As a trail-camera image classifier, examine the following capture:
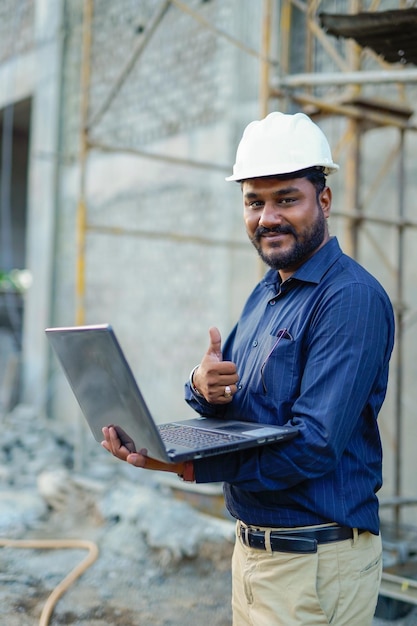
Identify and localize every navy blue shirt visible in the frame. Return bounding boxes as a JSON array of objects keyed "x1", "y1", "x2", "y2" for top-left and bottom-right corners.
[{"x1": 185, "y1": 238, "x2": 395, "y2": 533}]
